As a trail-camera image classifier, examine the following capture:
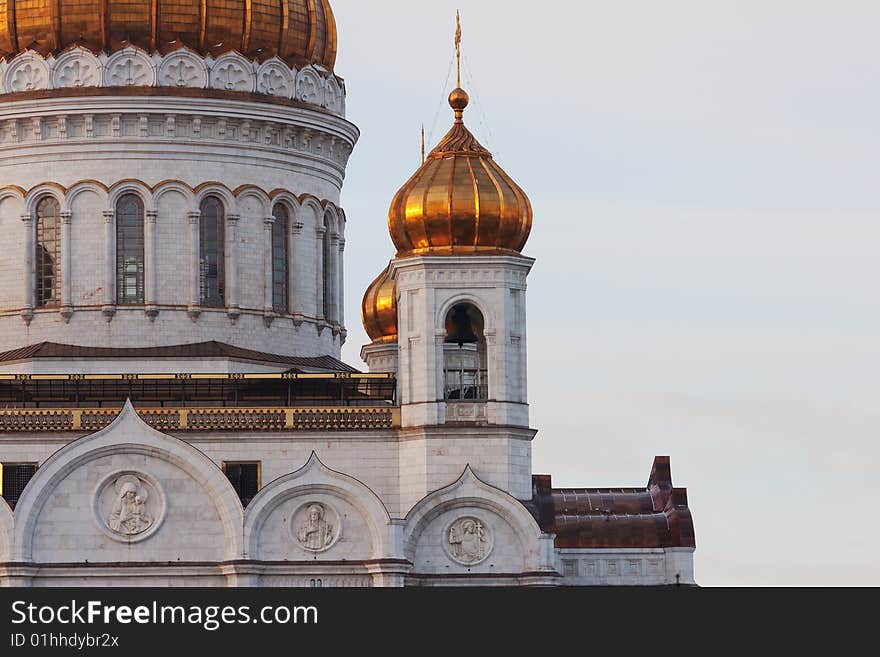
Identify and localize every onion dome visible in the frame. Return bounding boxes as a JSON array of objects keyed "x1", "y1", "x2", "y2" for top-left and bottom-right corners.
[
  {"x1": 388, "y1": 87, "x2": 533, "y2": 257},
  {"x1": 0, "y1": 0, "x2": 337, "y2": 69},
  {"x1": 361, "y1": 268, "x2": 397, "y2": 343}
]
